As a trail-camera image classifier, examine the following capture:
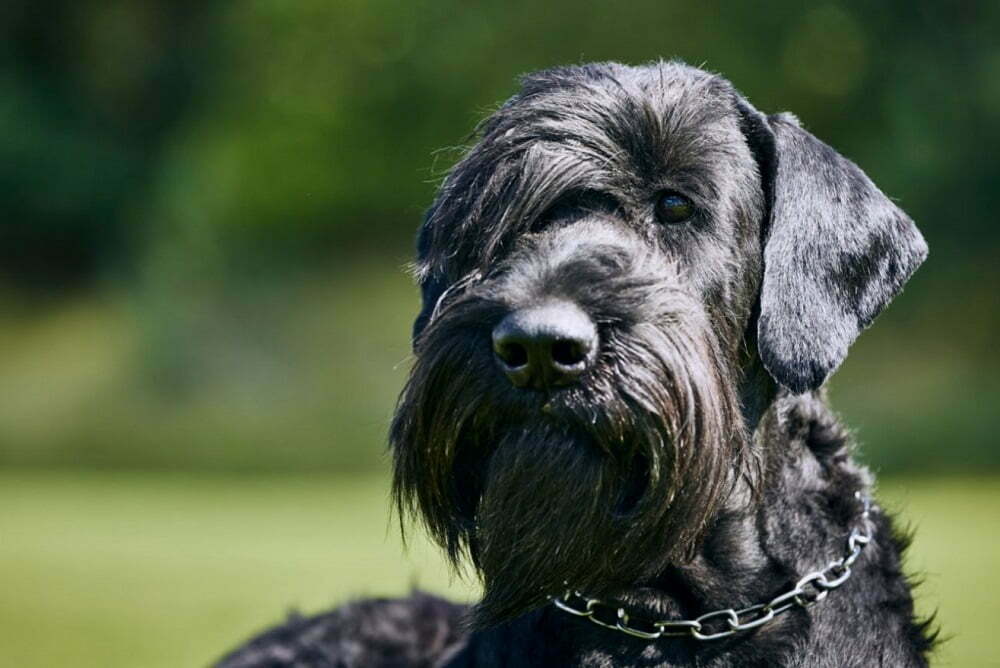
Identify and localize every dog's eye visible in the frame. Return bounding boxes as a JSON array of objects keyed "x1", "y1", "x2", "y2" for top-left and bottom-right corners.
[{"x1": 655, "y1": 192, "x2": 694, "y2": 224}]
